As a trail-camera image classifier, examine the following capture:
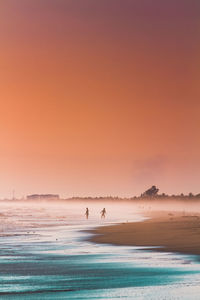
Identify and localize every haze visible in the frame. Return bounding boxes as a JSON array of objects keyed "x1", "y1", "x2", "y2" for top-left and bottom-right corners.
[{"x1": 0, "y1": 0, "x2": 200, "y2": 198}]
